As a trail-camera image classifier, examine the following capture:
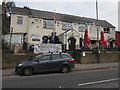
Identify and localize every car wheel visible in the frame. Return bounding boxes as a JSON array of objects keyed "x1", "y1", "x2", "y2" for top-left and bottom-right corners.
[
  {"x1": 61, "y1": 65, "x2": 69, "y2": 73},
  {"x1": 23, "y1": 67, "x2": 33, "y2": 76}
]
